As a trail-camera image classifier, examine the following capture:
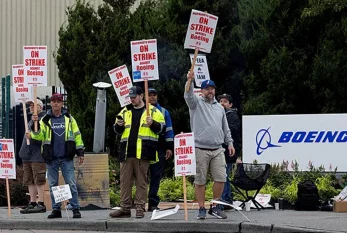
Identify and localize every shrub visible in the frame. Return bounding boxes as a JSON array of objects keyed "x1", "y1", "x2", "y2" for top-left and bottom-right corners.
[
  {"x1": 0, "y1": 166, "x2": 28, "y2": 206},
  {"x1": 158, "y1": 177, "x2": 196, "y2": 201},
  {"x1": 315, "y1": 175, "x2": 339, "y2": 202}
]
